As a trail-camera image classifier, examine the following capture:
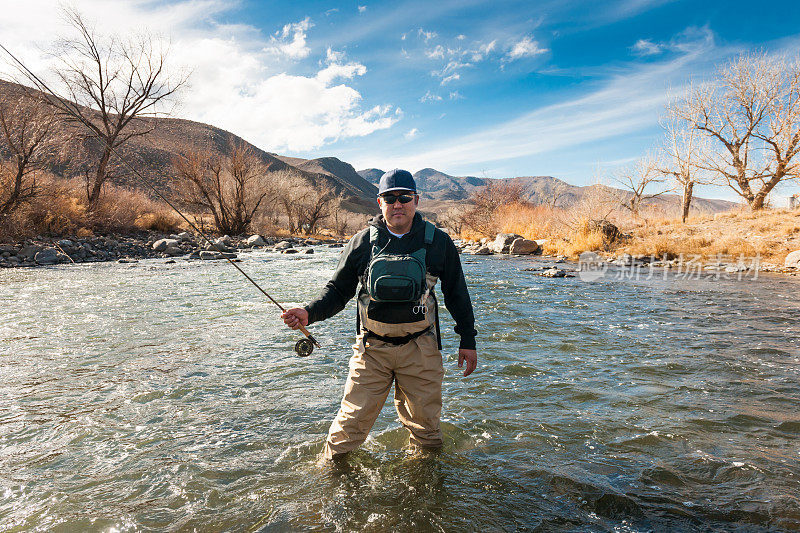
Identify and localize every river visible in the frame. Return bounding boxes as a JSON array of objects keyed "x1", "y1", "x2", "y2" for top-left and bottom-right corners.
[{"x1": 1, "y1": 247, "x2": 799, "y2": 531}]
